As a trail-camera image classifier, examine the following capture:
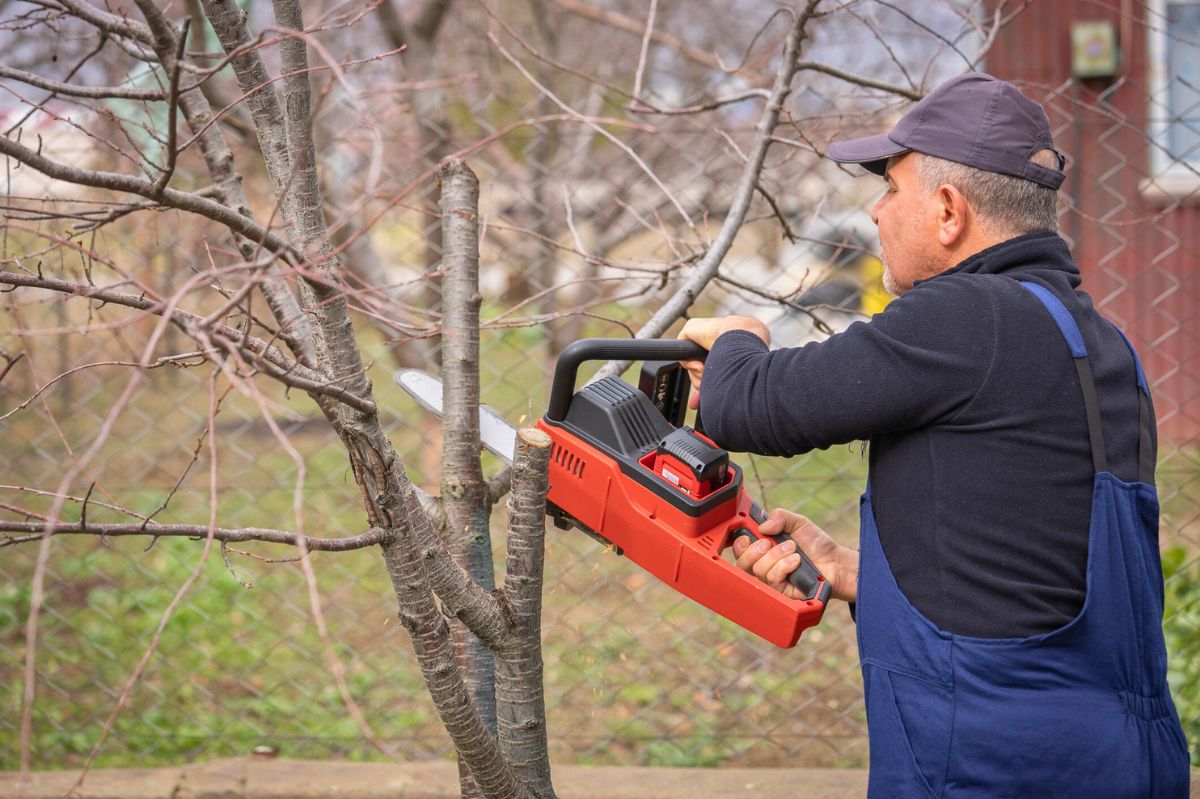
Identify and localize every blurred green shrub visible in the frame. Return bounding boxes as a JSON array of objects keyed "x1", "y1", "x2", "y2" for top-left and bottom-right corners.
[{"x1": 1163, "y1": 546, "x2": 1200, "y2": 766}]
